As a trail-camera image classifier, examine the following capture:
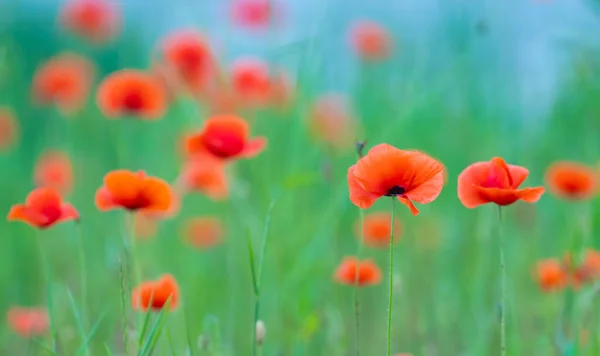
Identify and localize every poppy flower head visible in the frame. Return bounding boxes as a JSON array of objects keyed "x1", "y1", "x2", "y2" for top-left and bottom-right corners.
[
  {"x1": 0, "y1": 108, "x2": 18, "y2": 151},
  {"x1": 230, "y1": 0, "x2": 274, "y2": 29},
  {"x1": 7, "y1": 307, "x2": 49, "y2": 338},
  {"x1": 349, "y1": 20, "x2": 392, "y2": 61},
  {"x1": 545, "y1": 161, "x2": 596, "y2": 201},
  {"x1": 162, "y1": 31, "x2": 214, "y2": 91},
  {"x1": 8, "y1": 187, "x2": 79, "y2": 229},
  {"x1": 535, "y1": 259, "x2": 568, "y2": 292},
  {"x1": 59, "y1": 0, "x2": 120, "y2": 44},
  {"x1": 32, "y1": 53, "x2": 95, "y2": 115},
  {"x1": 34, "y1": 150, "x2": 74, "y2": 195},
  {"x1": 178, "y1": 155, "x2": 229, "y2": 200},
  {"x1": 355, "y1": 212, "x2": 402, "y2": 248},
  {"x1": 184, "y1": 216, "x2": 225, "y2": 249},
  {"x1": 230, "y1": 57, "x2": 271, "y2": 107},
  {"x1": 573, "y1": 249, "x2": 600, "y2": 285},
  {"x1": 95, "y1": 170, "x2": 173, "y2": 213},
  {"x1": 334, "y1": 257, "x2": 382, "y2": 286},
  {"x1": 458, "y1": 157, "x2": 545, "y2": 208},
  {"x1": 97, "y1": 70, "x2": 167, "y2": 120},
  {"x1": 348, "y1": 144, "x2": 445, "y2": 215},
  {"x1": 132, "y1": 274, "x2": 180, "y2": 312},
  {"x1": 309, "y1": 93, "x2": 357, "y2": 150},
  {"x1": 184, "y1": 115, "x2": 267, "y2": 160}
]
